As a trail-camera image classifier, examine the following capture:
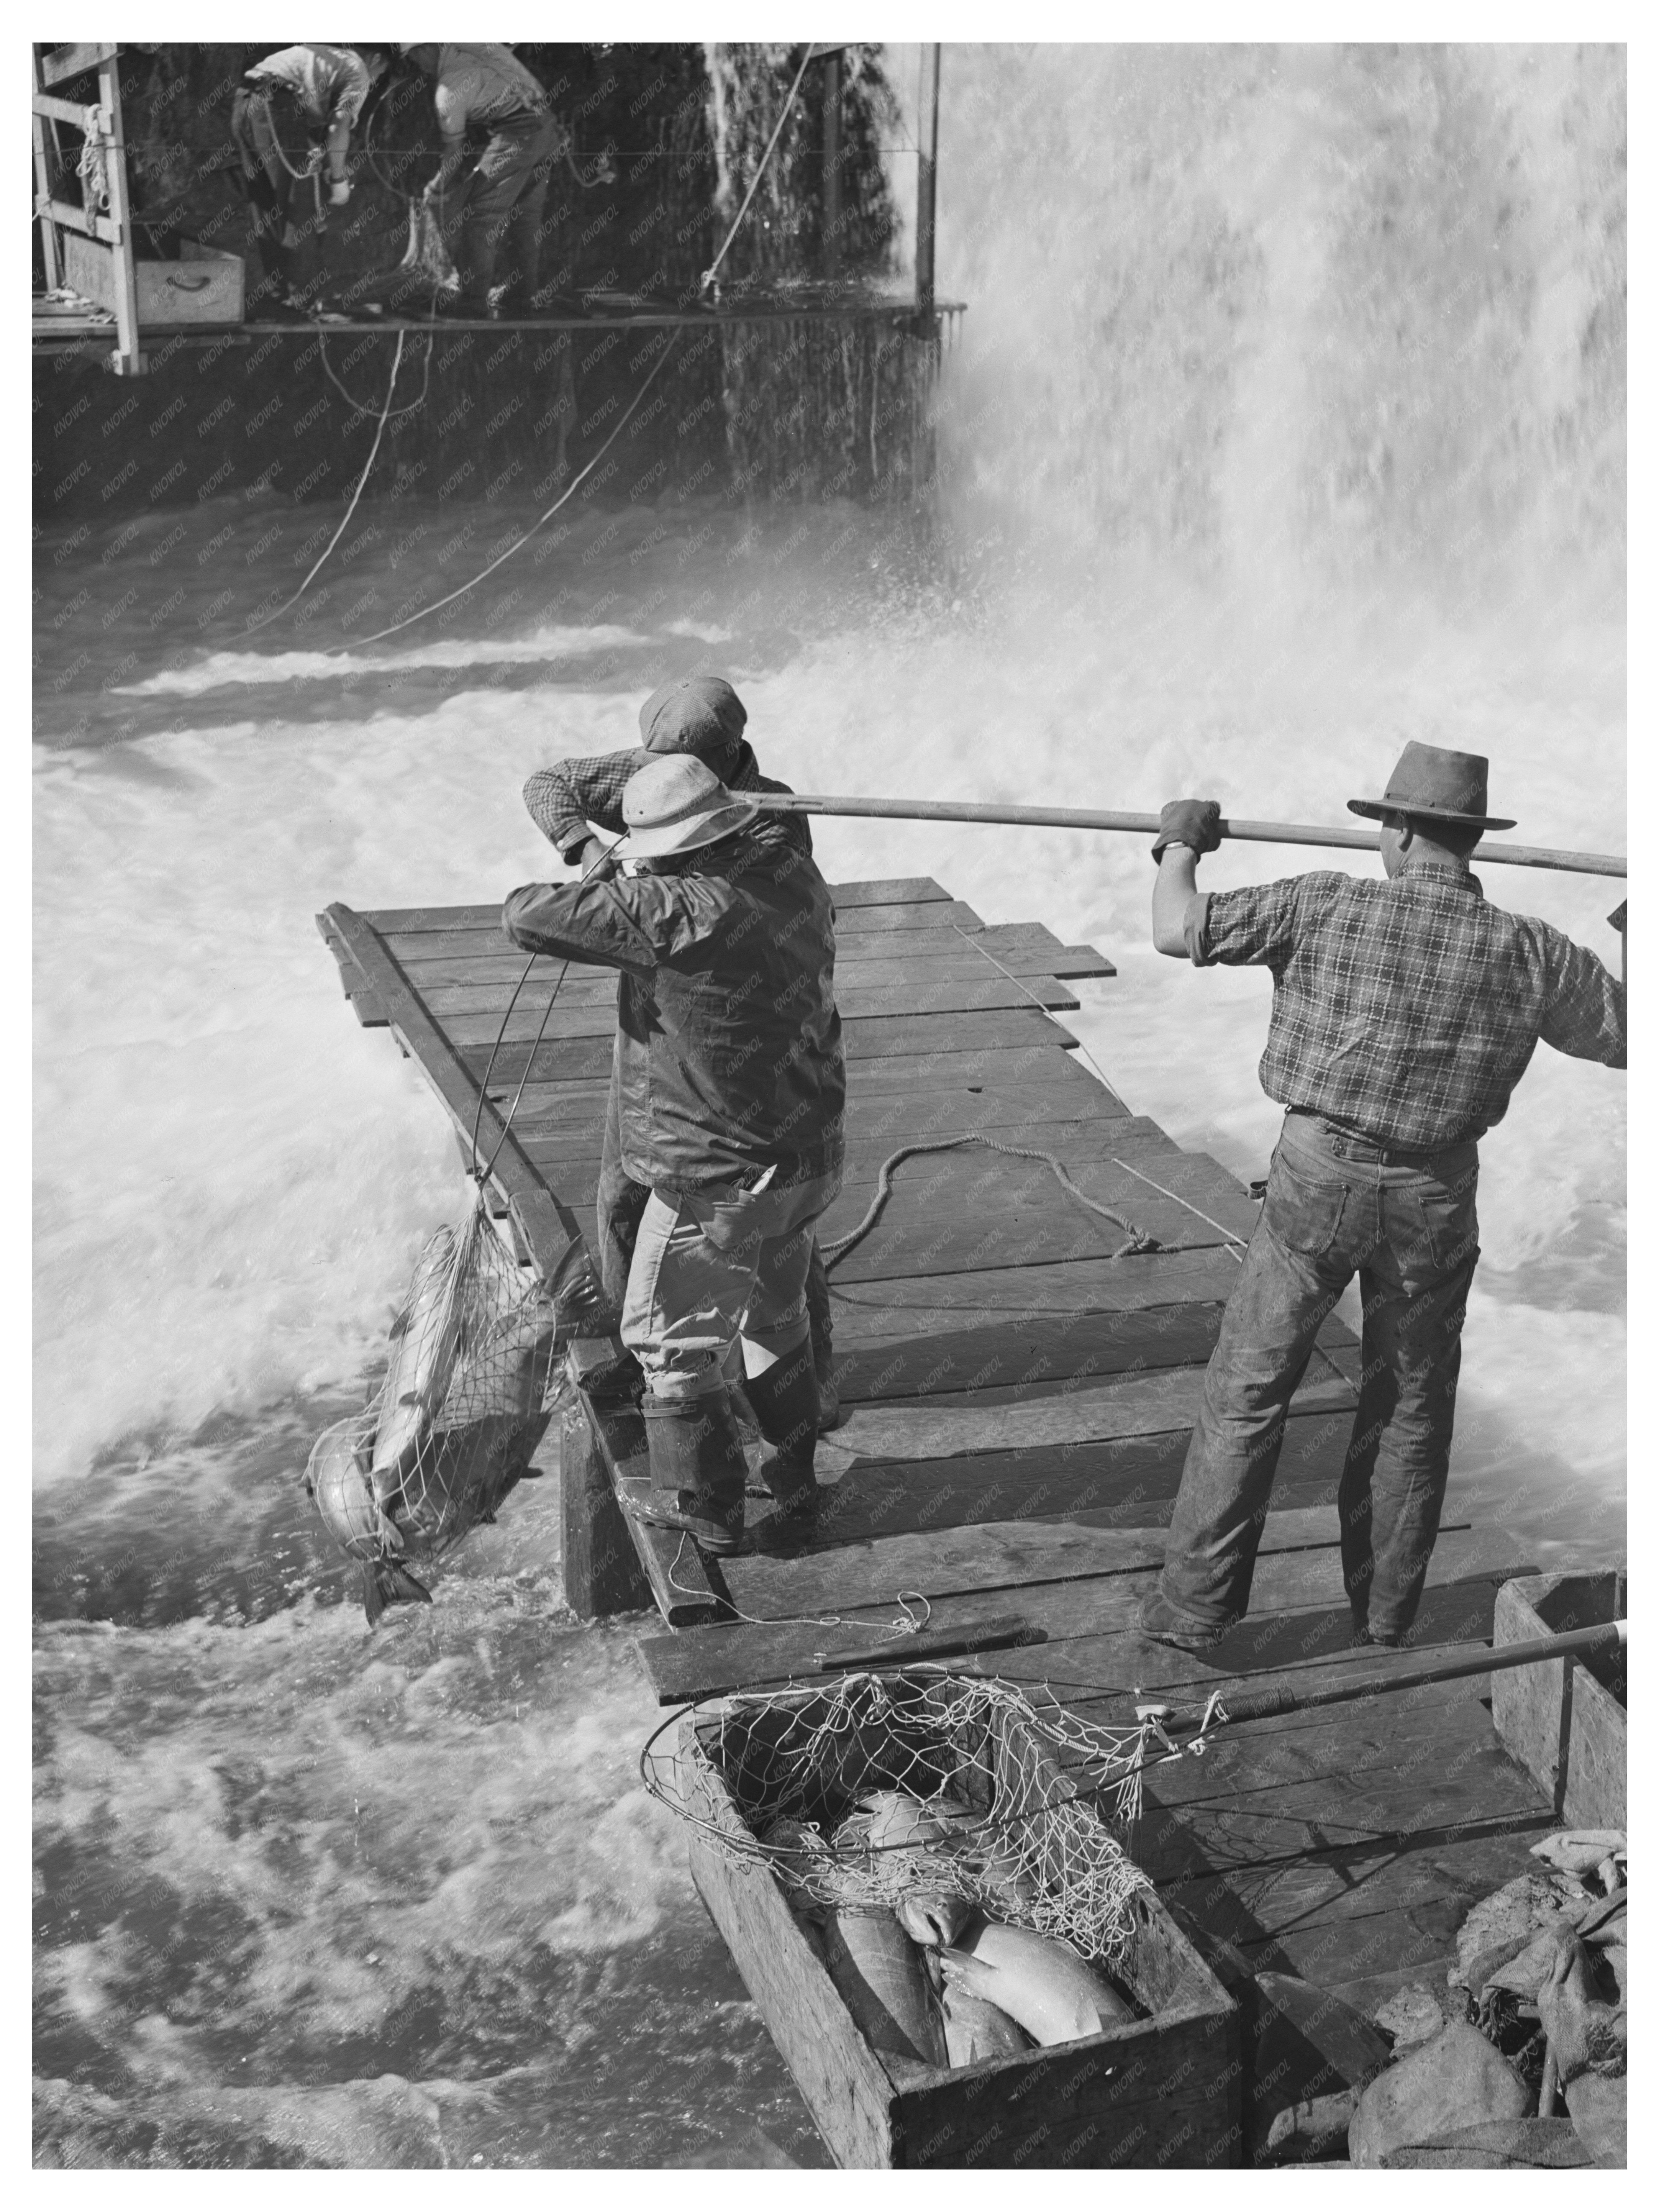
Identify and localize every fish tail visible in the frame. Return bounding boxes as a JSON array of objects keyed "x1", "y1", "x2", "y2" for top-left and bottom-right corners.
[{"x1": 361, "y1": 1559, "x2": 433, "y2": 1626}]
